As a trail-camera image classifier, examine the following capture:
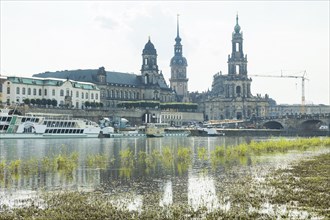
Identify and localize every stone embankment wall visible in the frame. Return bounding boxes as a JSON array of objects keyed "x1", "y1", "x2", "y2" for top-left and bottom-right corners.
[{"x1": 18, "y1": 106, "x2": 204, "y2": 126}]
